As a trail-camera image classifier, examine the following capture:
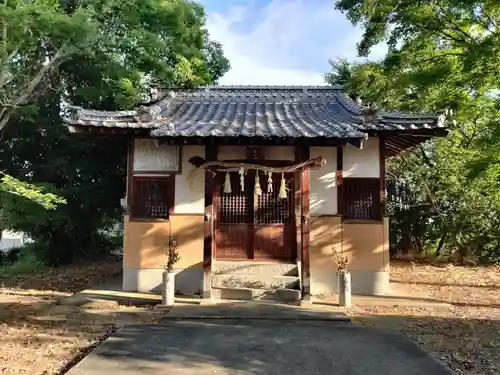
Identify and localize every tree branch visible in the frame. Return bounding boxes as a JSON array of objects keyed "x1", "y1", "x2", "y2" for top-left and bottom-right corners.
[
  {"x1": 419, "y1": 145, "x2": 435, "y2": 167},
  {"x1": 413, "y1": 22, "x2": 468, "y2": 45},
  {"x1": 413, "y1": 52, "x2": 466, "y2": 65},
  {"x1": 0, "y1": 47, "x2": 69, "y2": 132},
  {"x1": 476, "y1": 5, "x2": 497, "y2": 32},
  {"x1": 435, "y1": 0, "x2": 476, "y2": 44}
]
